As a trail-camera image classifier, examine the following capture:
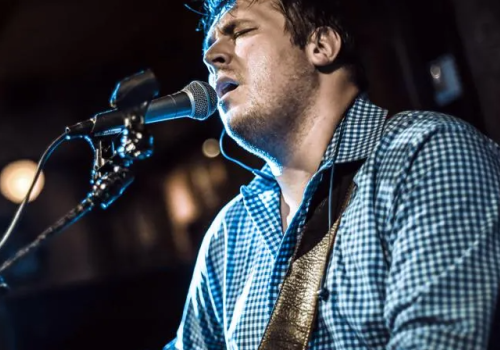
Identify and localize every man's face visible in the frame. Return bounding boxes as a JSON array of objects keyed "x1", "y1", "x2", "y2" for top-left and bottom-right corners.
[{"x1": 203, "y1": 0, "x2": 319, "y2": 157}]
